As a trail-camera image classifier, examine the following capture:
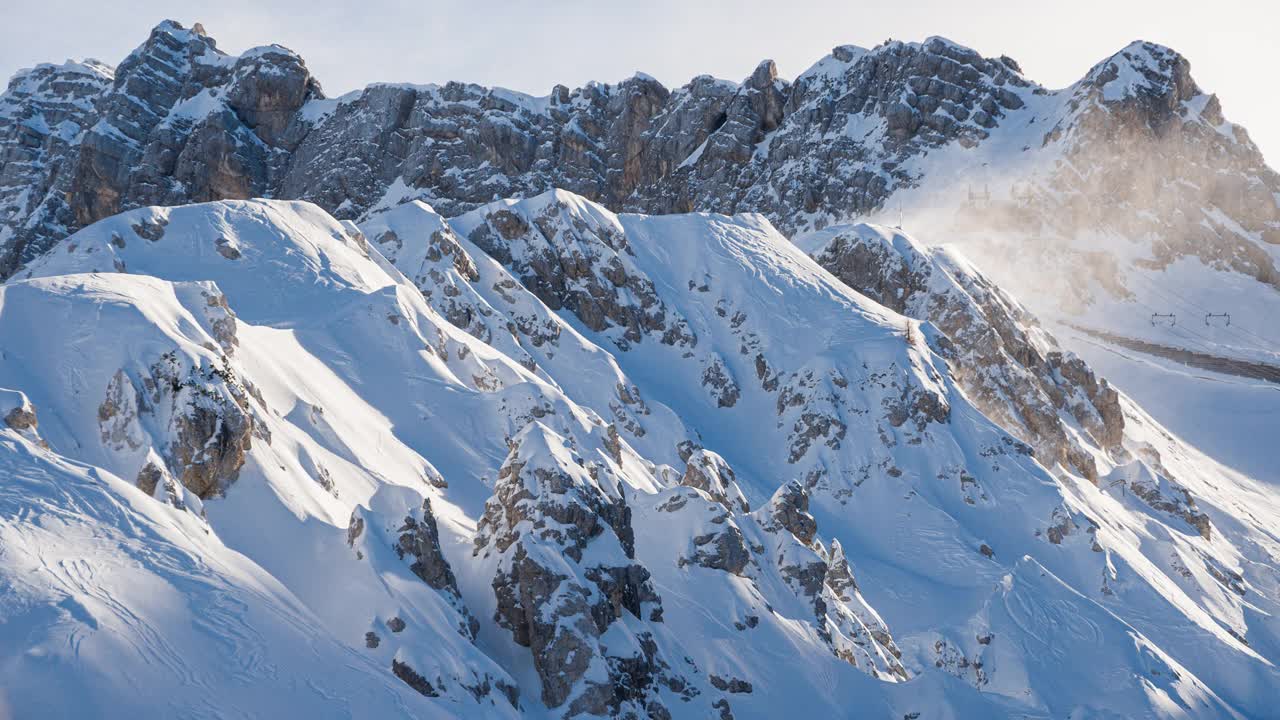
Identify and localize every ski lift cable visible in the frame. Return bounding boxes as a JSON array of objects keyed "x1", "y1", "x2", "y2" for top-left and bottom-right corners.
[
  {"x1": 1126, "y1": 297, "x2": 1226, "y2": 354},
  {"x1": 1170, "y1": 326, "x2": 1223, "y2": 357},
  {"x1": 1126, "y1": 271, "x2": 1275, "y2": 349},
  {"x1": 1138, "y1": 276, "x2": 1262, "y2": 346},
  {"x1": 1128, "y1": 273, "x2": 1228, "y2": 334},
  {"x1": 1157, "y1": 306, "x2": 1236, "y2": 354},
  {"x1": 1126, "y1": 293, "x2": 1228, "y2": 357},
  {"x1": 1167, "y1": 323, "x2": 1226, "y2": 357},
  {"x1": 1127, "y1": 270, "x2": 1275, "y2": 348}
]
